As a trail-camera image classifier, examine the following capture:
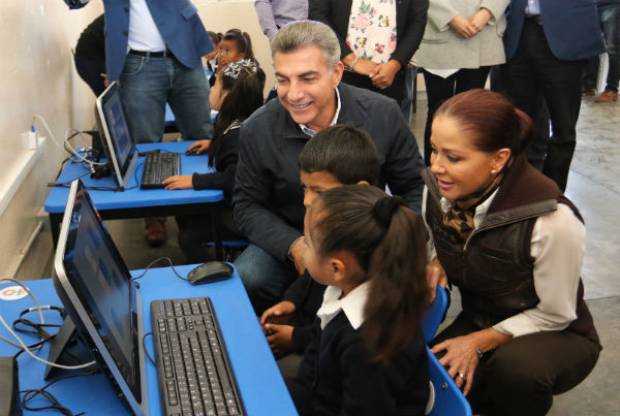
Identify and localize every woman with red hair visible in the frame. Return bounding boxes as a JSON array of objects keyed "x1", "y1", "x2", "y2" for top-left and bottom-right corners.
[{"x1": 423, "y1": 89, "x2": 600, "y2": 415}]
